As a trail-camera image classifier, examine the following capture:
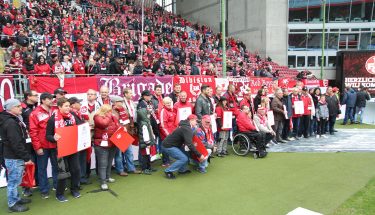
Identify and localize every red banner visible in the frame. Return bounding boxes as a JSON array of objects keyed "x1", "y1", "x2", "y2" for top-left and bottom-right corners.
[
  {"x1": 228, "y1": 77, "x2": 250, "y2": 98},
  {"x1": 278, "y1": 78, "x2": 298, "y2": 92},
  {"x1": 28, "y1": 76, "x2": 98, "y2": 94},
  {"x1": 302, "y1": 79, "x2": 329, "y2": 88},
  {"x1": 174, "y1": 75, "x2": 216, "y2": 103},
  {"x1": 0, "y1": 76, "x2": 14, "y2": 111},
  {"x1": 249, "y1": 77, "x2": 275, "y2": 95}
]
